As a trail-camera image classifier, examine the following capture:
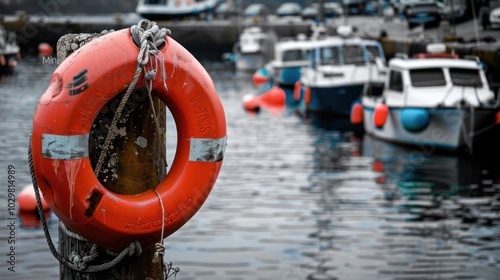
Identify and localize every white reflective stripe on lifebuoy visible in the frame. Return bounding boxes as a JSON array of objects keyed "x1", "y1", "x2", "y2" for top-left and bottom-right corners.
[
  {"x1": 42, "y1": 134, "x2": 89, "y2": 159},
  {"x1": 189, "y1": 136, "x2": 227, "y2": 162}
]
